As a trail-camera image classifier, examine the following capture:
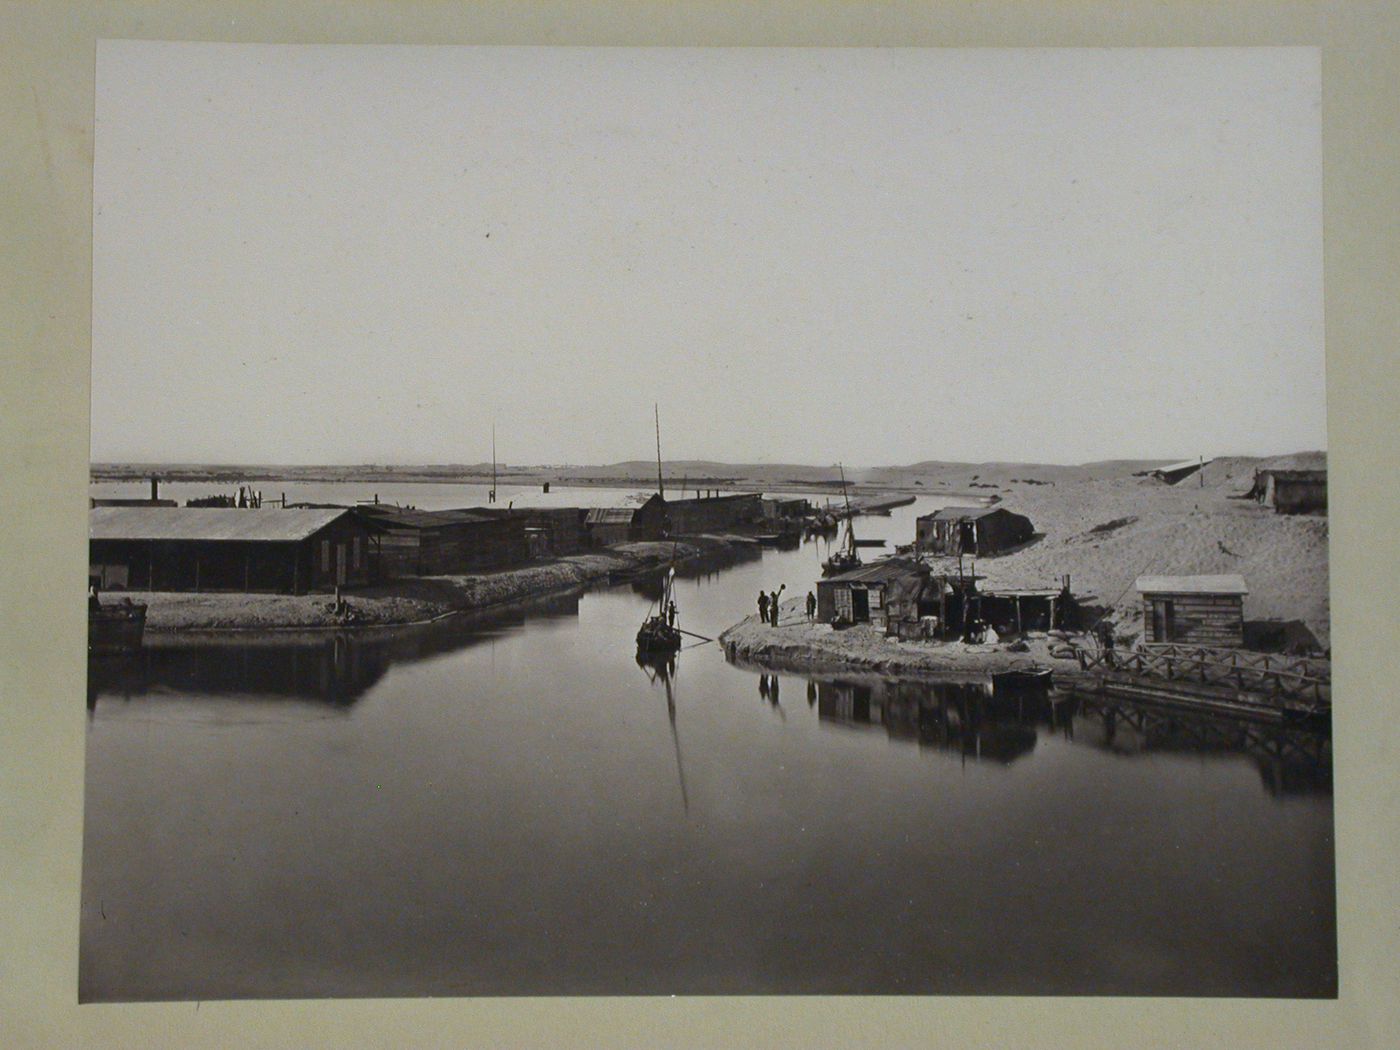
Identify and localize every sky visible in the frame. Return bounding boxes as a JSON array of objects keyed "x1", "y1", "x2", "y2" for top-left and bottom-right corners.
[{"x1": 92, "y1": 44, "x2": 1324, "y2": 468}]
